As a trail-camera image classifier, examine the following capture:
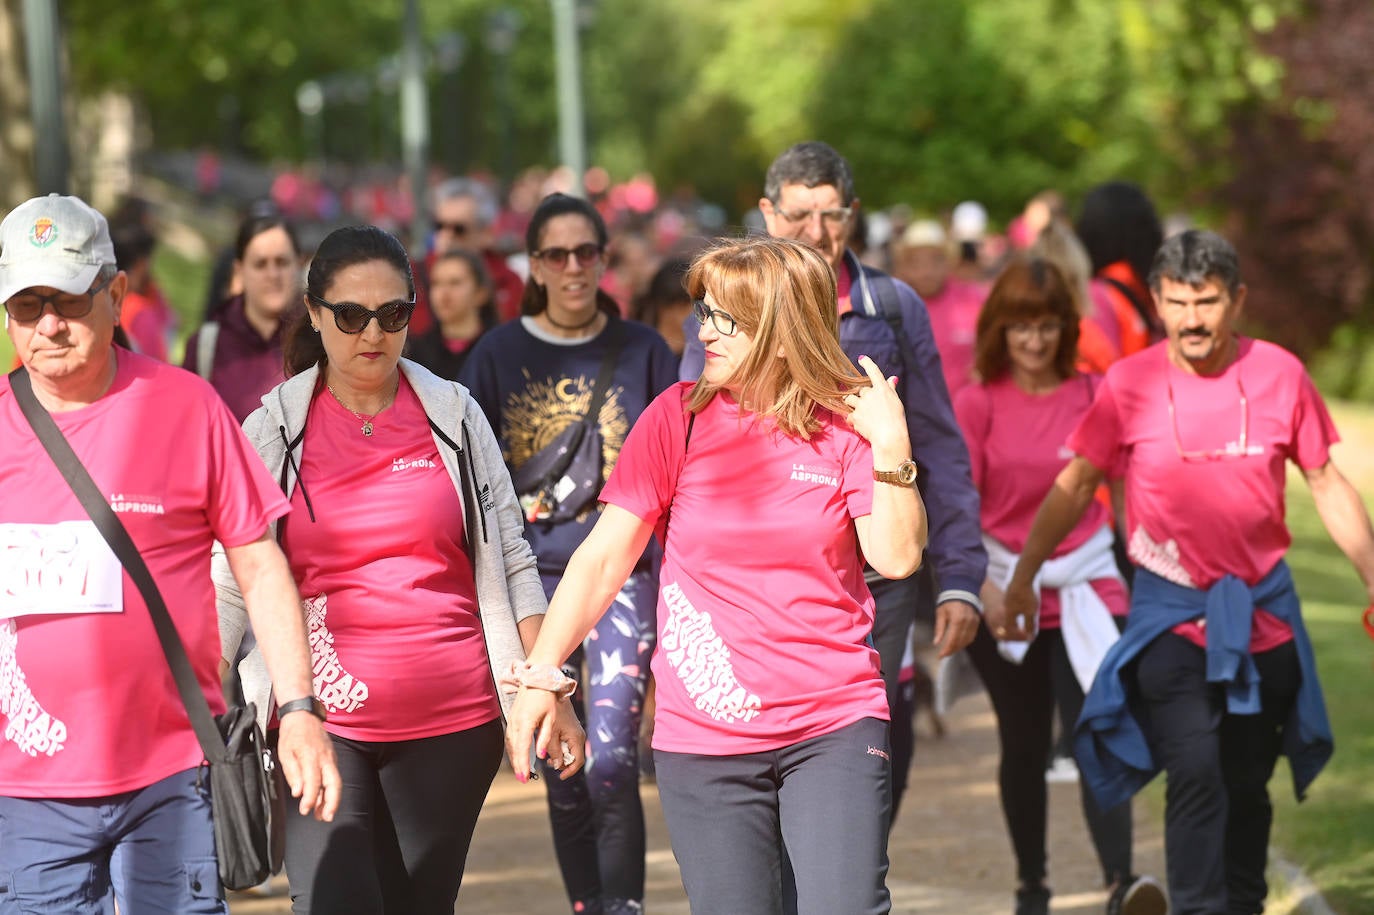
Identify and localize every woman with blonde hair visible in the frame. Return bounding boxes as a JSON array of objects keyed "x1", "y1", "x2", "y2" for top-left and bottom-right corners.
[{"x1": 505, "y1": 236, "x2": 926, "y2": 914}]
